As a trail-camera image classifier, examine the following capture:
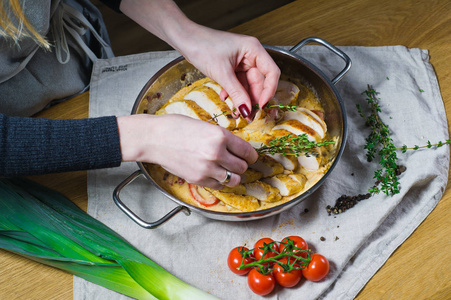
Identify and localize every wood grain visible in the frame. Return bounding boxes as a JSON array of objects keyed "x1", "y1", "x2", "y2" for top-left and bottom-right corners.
[{"x1": 1, "y1": 0, "x2": 450, "y2": 299}]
